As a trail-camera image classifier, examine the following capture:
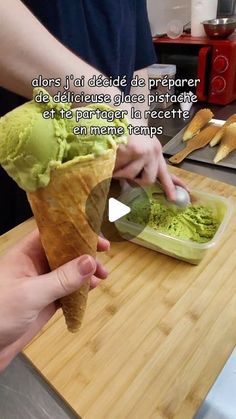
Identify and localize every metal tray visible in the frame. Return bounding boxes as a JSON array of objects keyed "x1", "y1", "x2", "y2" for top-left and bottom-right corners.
[{"x1": 163, "y1": 119, "x2": 236, "y2": 170}]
